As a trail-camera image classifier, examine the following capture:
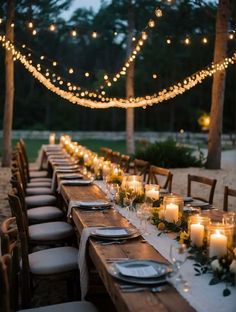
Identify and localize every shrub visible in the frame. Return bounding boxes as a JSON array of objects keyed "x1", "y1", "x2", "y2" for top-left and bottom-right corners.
[{"x1": 135, "y1": 139, "x2": 204, "y2": 168}]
